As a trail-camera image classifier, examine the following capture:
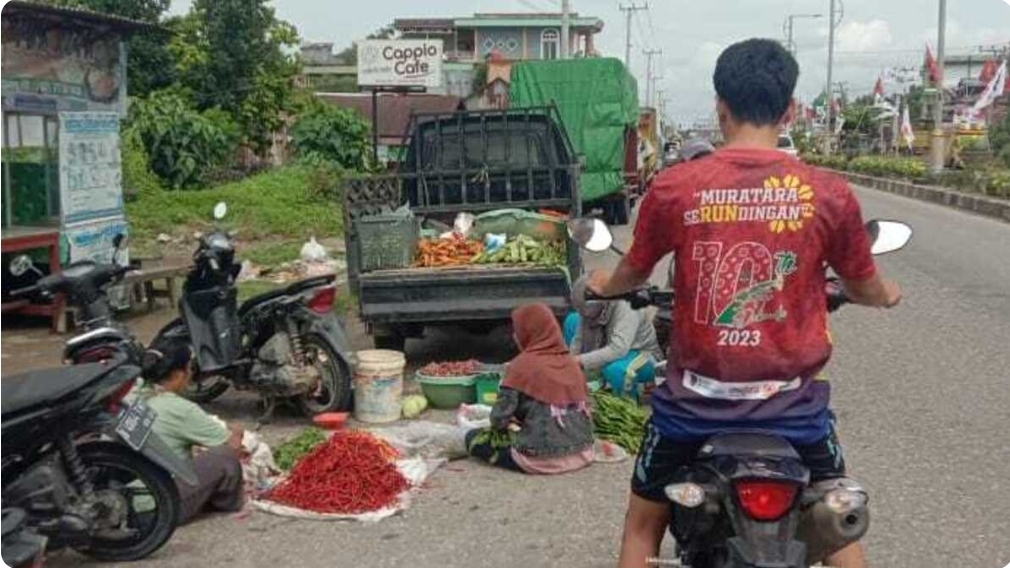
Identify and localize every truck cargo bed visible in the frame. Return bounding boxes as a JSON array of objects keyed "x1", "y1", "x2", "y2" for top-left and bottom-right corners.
[{"x1": 358, "y1": 265, "x2": 570, "y2": 323}]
